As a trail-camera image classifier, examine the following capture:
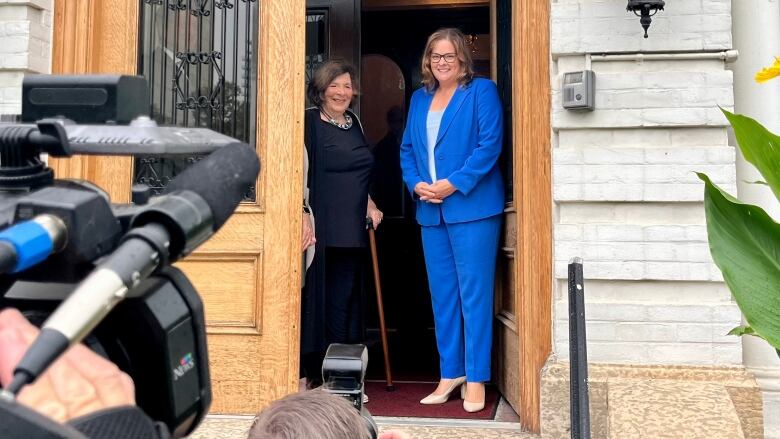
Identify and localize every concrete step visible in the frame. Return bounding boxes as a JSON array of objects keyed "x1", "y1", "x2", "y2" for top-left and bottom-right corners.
[
  {"x1": 609, "y1": 379, "x2": 744, "y2": 438},
  {"x1": 541, "y1": 362, "x2": 764, "y2": 439}
]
